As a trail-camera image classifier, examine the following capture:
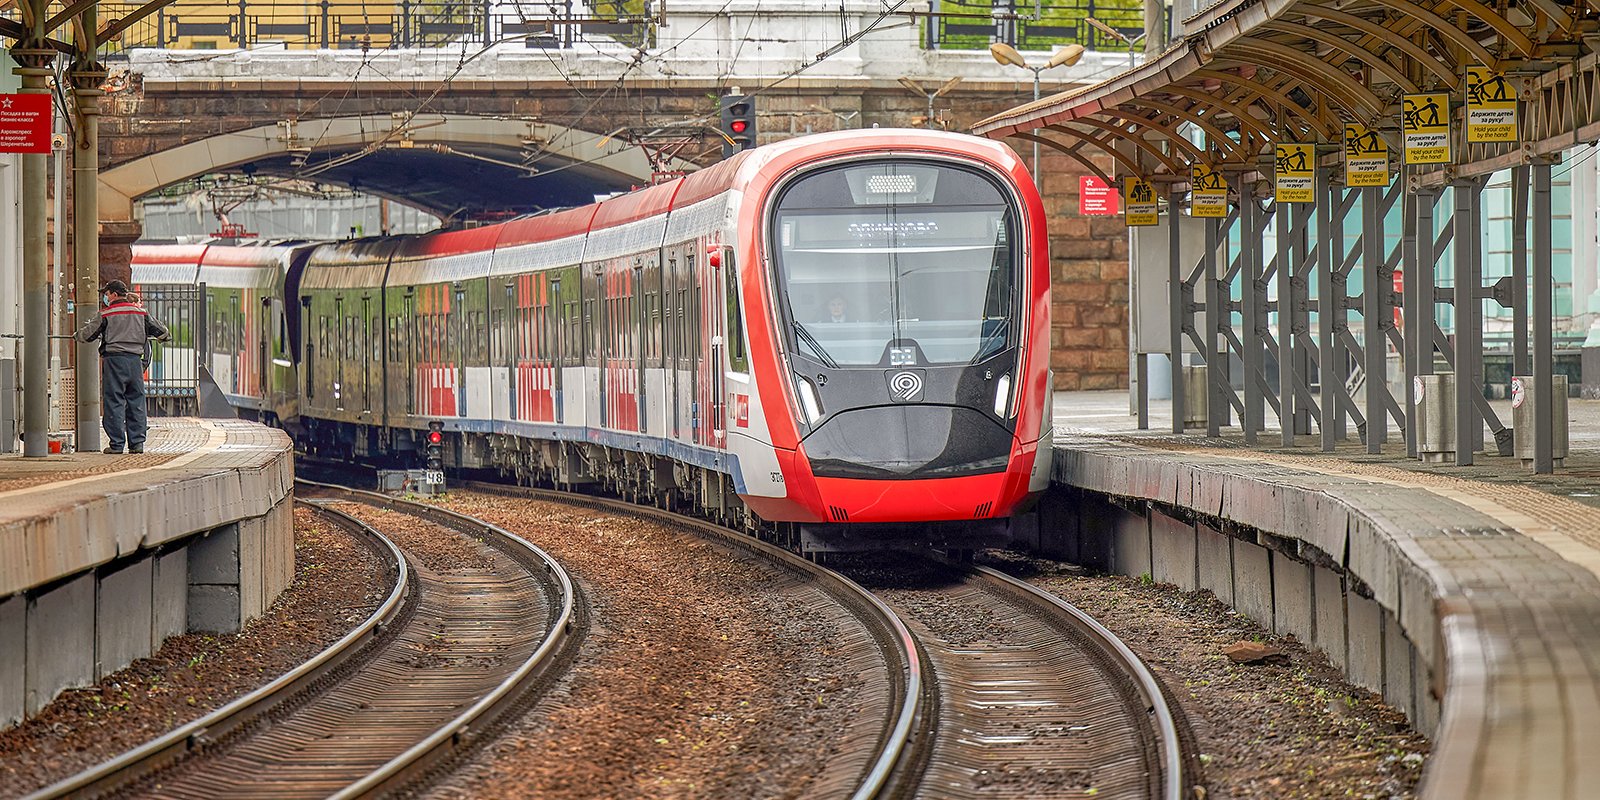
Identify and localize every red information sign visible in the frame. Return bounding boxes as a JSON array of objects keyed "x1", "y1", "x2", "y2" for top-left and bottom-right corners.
[
  {"x1": 1078, "y1": 175, "x2": 1119, "y2": 216},
  {"x1": 0, "y1": 94, "x2": 52, "y2": 154}
]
